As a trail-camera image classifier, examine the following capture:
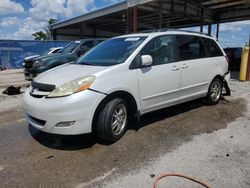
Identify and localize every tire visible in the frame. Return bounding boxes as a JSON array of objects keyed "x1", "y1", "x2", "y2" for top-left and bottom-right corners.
[
  {"x1": 206, "y1": 78, "x2": 222, "y2": 105},
  {"x1": 96, "y1": 98, "x2": 128, "y2": 142}
]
